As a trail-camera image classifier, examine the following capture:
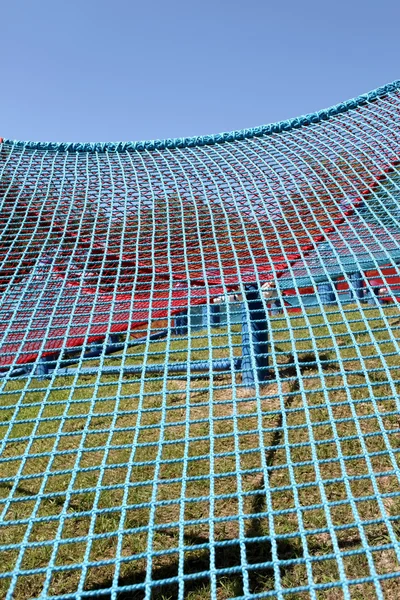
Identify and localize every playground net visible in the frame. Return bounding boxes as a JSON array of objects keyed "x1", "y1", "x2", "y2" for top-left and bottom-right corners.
[{"x1": 1, "y1": 81, "x2": 400, "y2": 599}]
